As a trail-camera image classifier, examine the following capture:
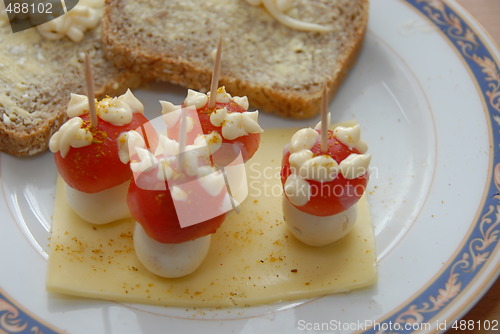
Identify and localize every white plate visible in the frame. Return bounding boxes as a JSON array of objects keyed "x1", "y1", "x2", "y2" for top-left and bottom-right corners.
[{"x1": 1, "y1": 0, "x2": 499, "y2": 333}]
